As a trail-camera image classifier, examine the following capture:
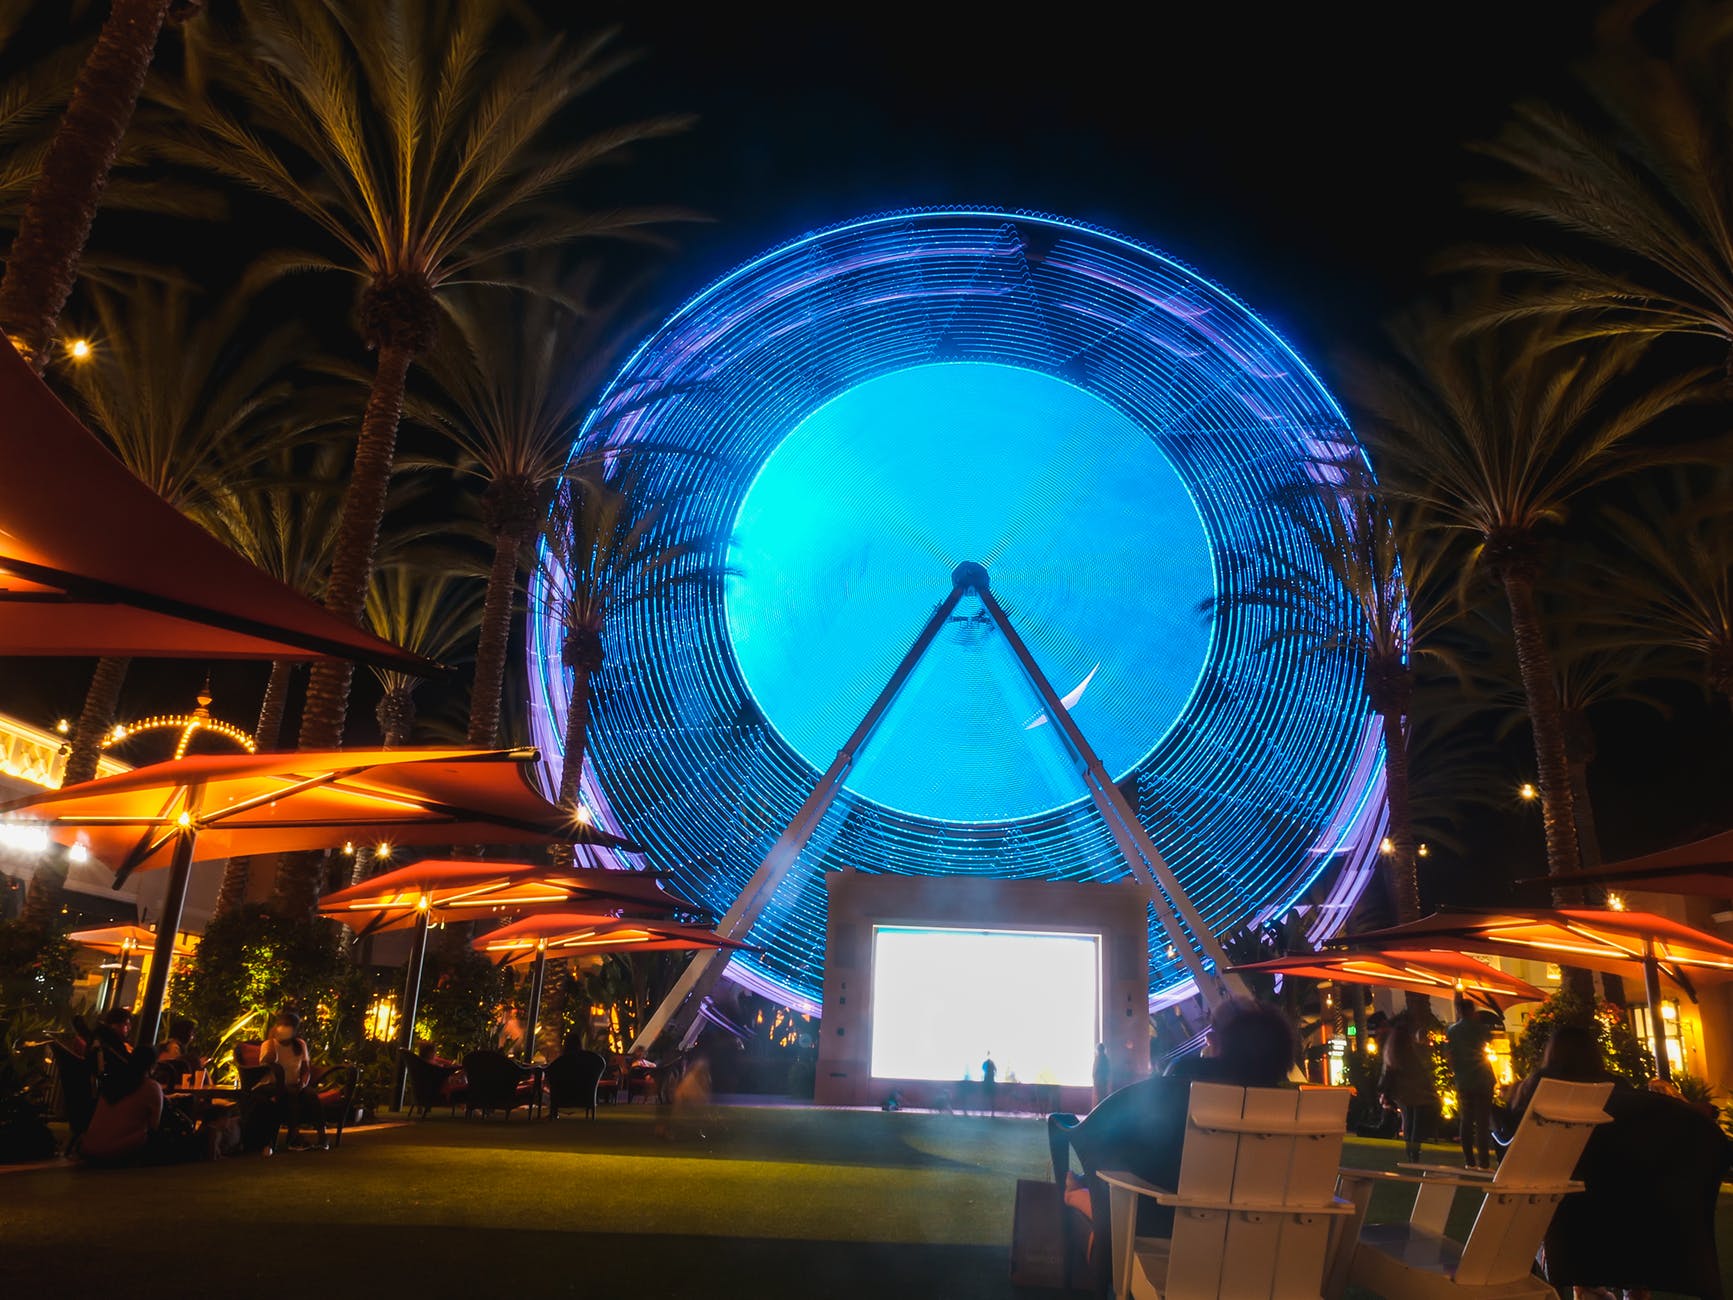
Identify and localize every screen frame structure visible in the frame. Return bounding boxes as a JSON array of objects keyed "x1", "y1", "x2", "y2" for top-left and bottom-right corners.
[
  {"x1": 816, "y1": 872, "x2": 1151, "y2": 1110},
  {"x1": 867, "y1": 923, "x2": 1104, "y2": 1088}
]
